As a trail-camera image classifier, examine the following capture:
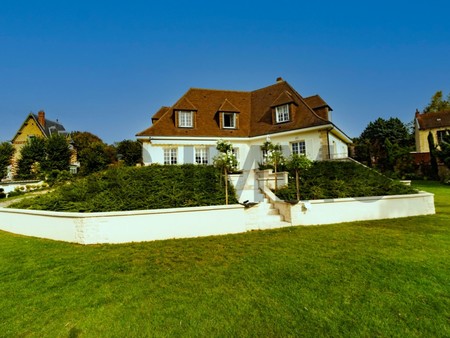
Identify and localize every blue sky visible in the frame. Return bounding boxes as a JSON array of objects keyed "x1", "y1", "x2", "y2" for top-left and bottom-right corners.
[{"x1": 1, "y1": 0, "x2": 449, "y2": 144}]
